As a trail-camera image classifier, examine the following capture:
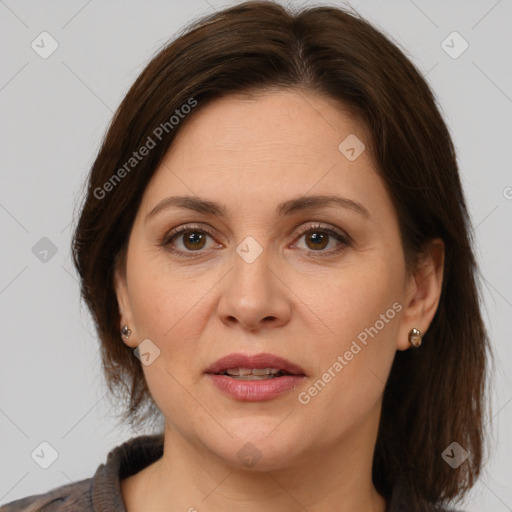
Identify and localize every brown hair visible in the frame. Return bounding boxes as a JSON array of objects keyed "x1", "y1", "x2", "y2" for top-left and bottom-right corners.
[{"x1": 71, "y1": 1, "x2": 493, "y2": 507}]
